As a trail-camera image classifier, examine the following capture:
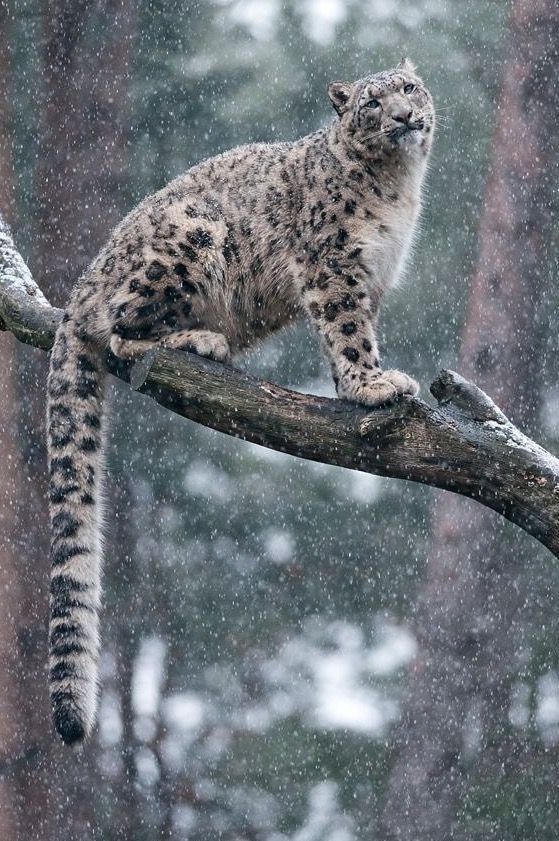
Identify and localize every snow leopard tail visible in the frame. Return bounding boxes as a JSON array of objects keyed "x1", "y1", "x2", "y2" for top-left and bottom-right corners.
[{"x1": 46, "y1": 313, "x2": 107, "y2": 745}]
